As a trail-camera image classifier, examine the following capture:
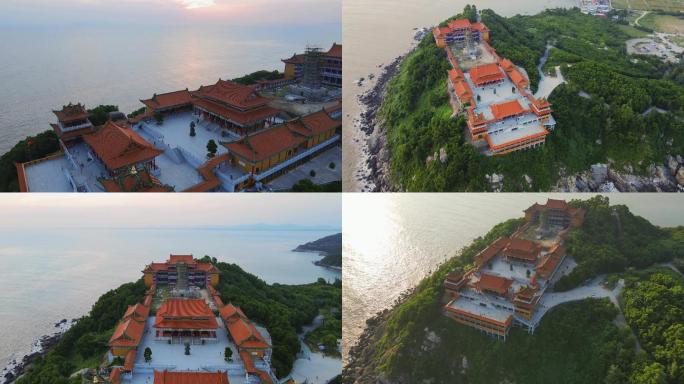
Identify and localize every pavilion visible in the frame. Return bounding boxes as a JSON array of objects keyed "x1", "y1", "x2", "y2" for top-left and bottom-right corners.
[
  {"x1": 50, "y1": 103, "x2": 94, "y2": 142},
  {"x1": 154, "y1": 299, "x2": 219, "y2": 344},
  {"x1": 82, "y1": 120, "x2": 163, "y2": 176}
]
